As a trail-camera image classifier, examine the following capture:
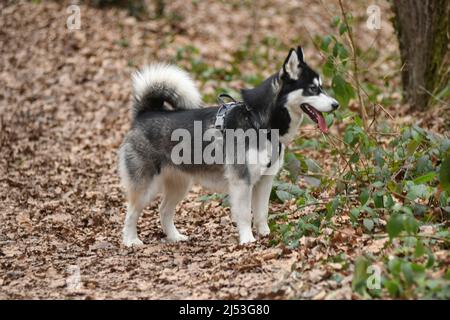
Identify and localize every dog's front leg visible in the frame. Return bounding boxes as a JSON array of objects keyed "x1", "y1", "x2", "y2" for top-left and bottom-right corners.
[
  {"x1": 252, "y1": 174, "x2": 274, "y2": 237},
  {"x1": 229, "y1": 181, "x2": 255, "y2": 244}
]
